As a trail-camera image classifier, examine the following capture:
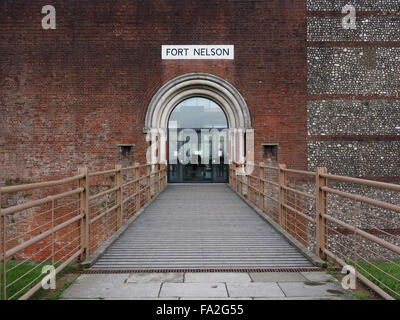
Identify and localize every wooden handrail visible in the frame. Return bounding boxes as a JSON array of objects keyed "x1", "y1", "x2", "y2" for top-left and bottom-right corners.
[
  {"x1": 1, "y1": 188, "x2": 84, "y2": 216},
  {"x1": 321, "y1": 173, "x2": 400, "y2": 191},
  {"x1": 321, "y1": 186, "x2": 400, "y2": 214},
  {"x1": 89, "y1": 186, "x2": 119, "y2": 201},
  {"x1": 0, "y1": 175, "x2": 84, "y2": 193},
  {"x1": 229, "y1": 161, "x2": 400, "y2": 300},
  {"x1": 4, "y1": 213, "x2": 84, "y2": 259},
  {"x1": 1, "y1": 163, "x2": 169, "y2": 300},
  {"x1": 321, "y1": 213, "x2": 400, "y2": 255},
  {"x1": 88, "y1": 168, "x2": 119, "y2": 177},
  {"x1": 281, "y1": 168, "x2": 316, "y2": 176}
]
